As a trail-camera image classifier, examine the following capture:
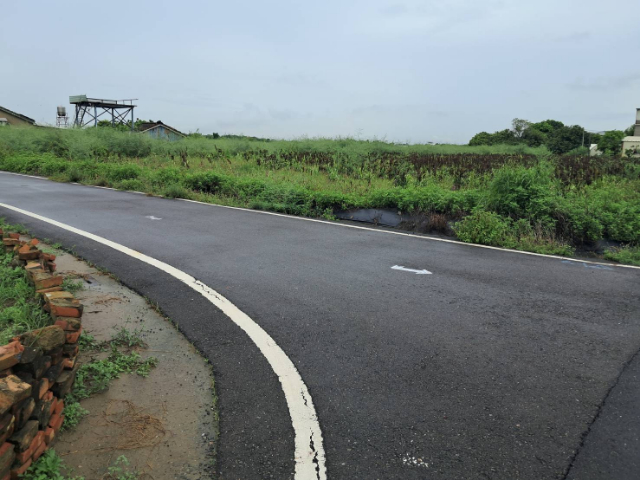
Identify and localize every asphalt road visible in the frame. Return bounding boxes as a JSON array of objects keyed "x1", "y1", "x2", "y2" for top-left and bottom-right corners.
[{"x1": 1, "y1": 172, "x2": 640, "y2": 479}]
